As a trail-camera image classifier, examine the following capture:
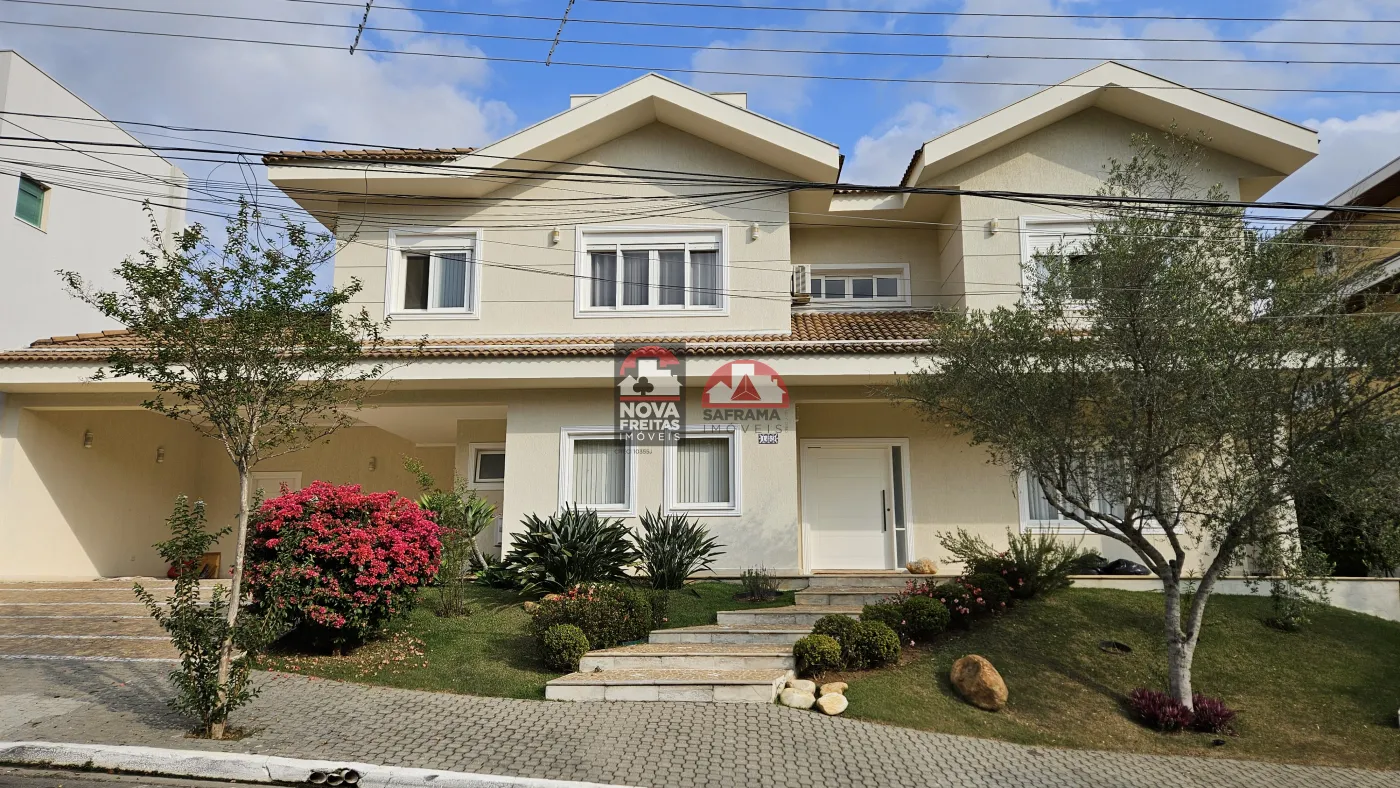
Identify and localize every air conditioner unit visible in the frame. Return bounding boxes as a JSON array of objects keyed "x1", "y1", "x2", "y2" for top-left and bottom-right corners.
[{"x1": 791, "y1": 264, "x2": 811, "y2": 304}]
